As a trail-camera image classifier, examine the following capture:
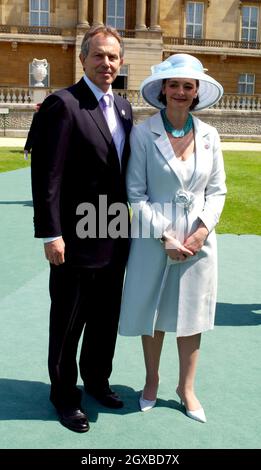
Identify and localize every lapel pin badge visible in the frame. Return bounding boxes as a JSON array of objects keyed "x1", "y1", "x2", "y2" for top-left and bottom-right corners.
[
  {"x1": 121, "y1": 109, "x2": 125, "y2": 116},
  {"x1": 204, "y1": 144, "x2": 210, "y2": 149}
]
